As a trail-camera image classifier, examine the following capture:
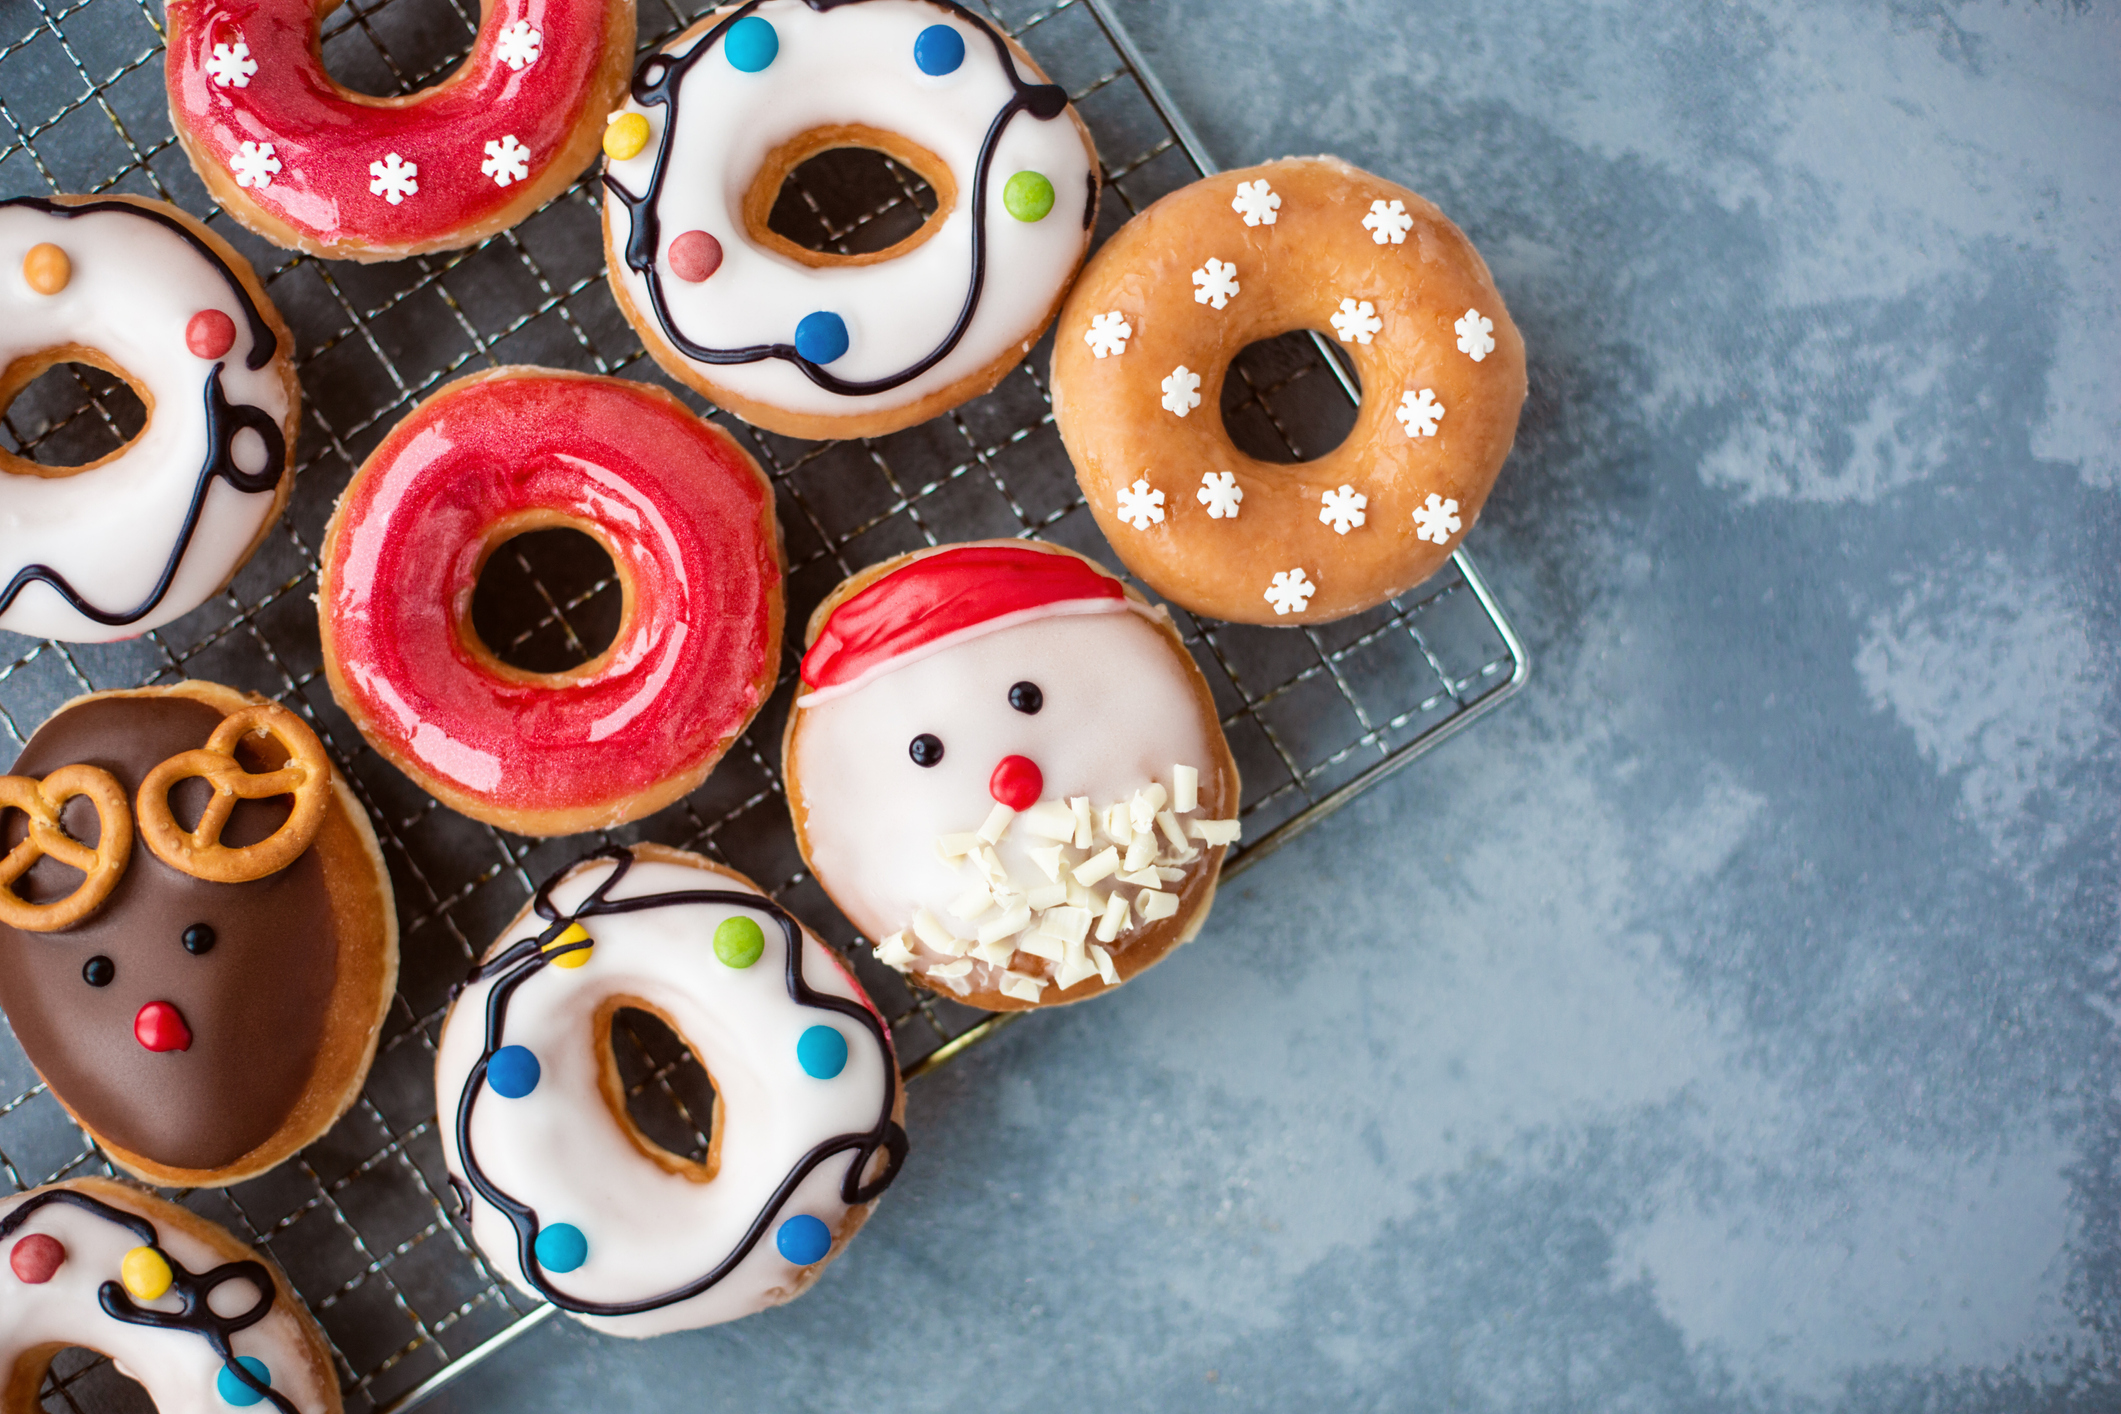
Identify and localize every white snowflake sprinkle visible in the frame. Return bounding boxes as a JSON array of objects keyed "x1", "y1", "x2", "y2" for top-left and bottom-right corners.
[
  {"x1": 1396, "y1": 387, "x2": 1445, "y2": 438},
  {"x1": 1412, "y1": 493, "x2": 1462, "y2": 545},
  {"x1": 227, "y1": 140, "x2": 279, "y2": 190},
  {"x1": 1191, "y1": 257, "x2": 1240, "y2": 310},
  {"x1": 1454, "y1": 308, "x2": 1496, "y2": 362},
  {"x1": 1331, "y1": 297, "x2": 1381, "y2": 345},
  {"x1": 368, "y1": 151, "x2": 418, "y2": 204},
  {"x1": 1231, "y1": 178, "x2": 1279, "y2": 226},
  {"x1": 207, "y1": 39, "x2": 257, "y2": 88},
  {"x1": 1197, "y1": 471, "x2": 1242, "y2": 520},
  {"x1": 1319, "y1": 484, "x2": 1368, "y2": 535},
  {"x1": 481, "y1": 134, "x2": 530, "y2": 187},
  {"x1": 1264, "y1": 569, "x2": 1315, "y2": 616},
  {"x1": 1161, "y1": 365, "x2": 1202, "y2": 417},
  {"x1": 1363, "y1": 198, "x2": 1412, "y2": 245},
  {"x1": 494, "y1": 19, "x2": 542, "y2": 71},
  {"x1": 1084, "y1": 310, "x2": 1131, "y2": 359},
  {"x1": 1116, "y1": 478, "x2": 1165, "y2": 531}
]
